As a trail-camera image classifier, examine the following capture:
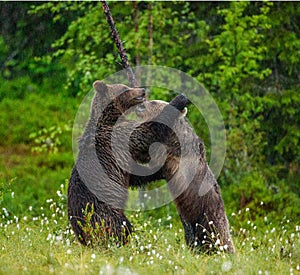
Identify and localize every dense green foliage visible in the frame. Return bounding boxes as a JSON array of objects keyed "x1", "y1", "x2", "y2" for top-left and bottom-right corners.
[{"x1": 0, "y1": 1, "x2": 299, "y2": 273}]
